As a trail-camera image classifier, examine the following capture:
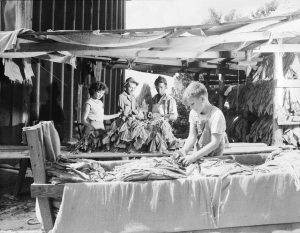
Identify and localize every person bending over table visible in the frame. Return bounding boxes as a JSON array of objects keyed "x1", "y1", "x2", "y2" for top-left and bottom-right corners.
[
  {"x1": 118, "y1": 77, "x2": 143, "y2": 119},
  {"x1": 82, "y1": 82, "x2": 121, "y2": 134},
  {"x1": 148, "y1": 76, "x2": 178, "y2": 121},
  {"x1": 178, "y1": 82, "x2": 226, "y2": 167}
]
